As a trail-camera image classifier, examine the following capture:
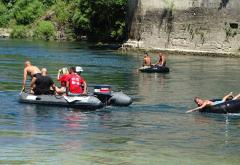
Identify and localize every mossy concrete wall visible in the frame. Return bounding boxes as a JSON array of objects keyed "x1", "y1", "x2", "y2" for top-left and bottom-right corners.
[{"x1": 125, "y1": 0, "x2": 240, "y2": 54}]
